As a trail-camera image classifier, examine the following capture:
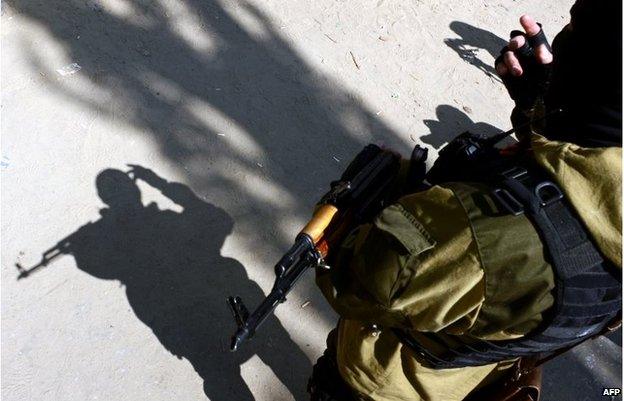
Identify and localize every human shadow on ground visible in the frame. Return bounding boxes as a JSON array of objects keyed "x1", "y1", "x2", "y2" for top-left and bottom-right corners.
[
  {"x1": 20, "y1": 165, "x2": 311, "y2": 400},
  {"x1": 420, "y1": 104, "x2": 503, "y2": 149},
  {"x1": 445, "y1": 21, "x2": 507, "y2": 79},
  {"x1": 6, "y1": 0, "x2": 407, "y2": 328}
]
